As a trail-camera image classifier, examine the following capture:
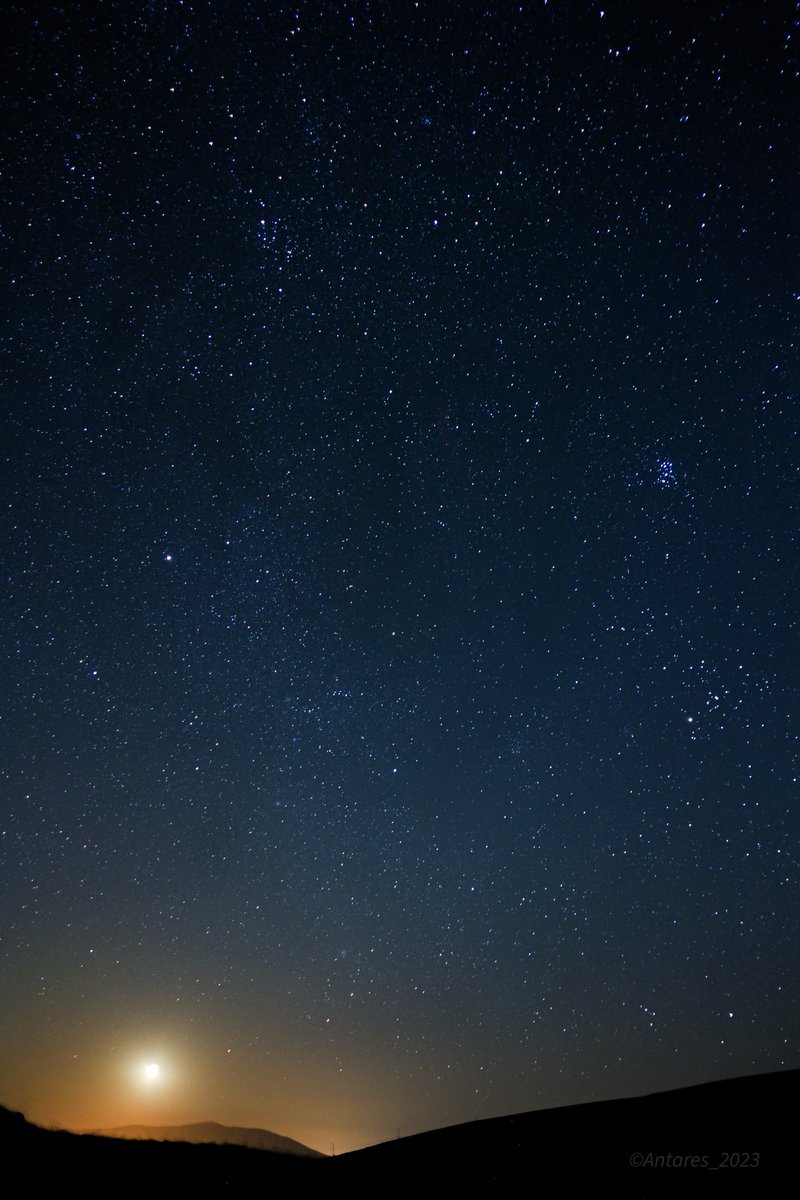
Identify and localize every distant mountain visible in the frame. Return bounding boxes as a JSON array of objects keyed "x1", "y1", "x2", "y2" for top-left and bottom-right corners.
[
  {"x1": 95, "y1": 1119, "x2": 322, "y2": 1157},
  {"x1": 0, "y1": 1105, "x2": 322, "y2": 1195}
]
